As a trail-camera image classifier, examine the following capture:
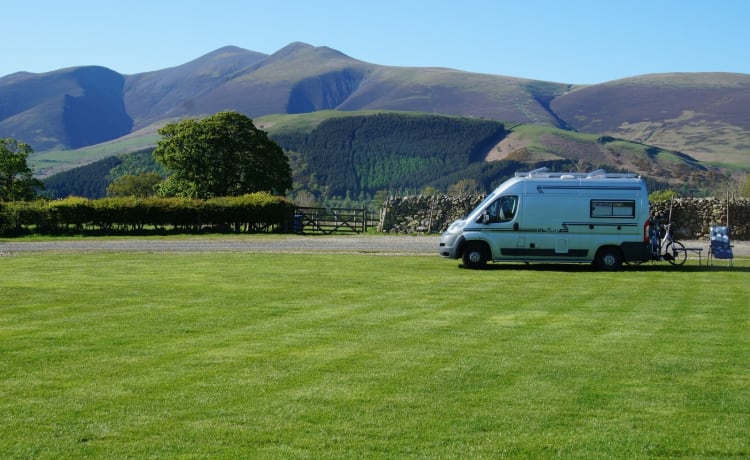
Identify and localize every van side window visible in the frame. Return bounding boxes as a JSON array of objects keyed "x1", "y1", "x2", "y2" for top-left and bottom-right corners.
[
  {"x1": 483, "y1": 195, "x2": 518, "y2": 223},
  {"x1": 590, "y1": 200, "x2": 635, "y2": 218}
]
